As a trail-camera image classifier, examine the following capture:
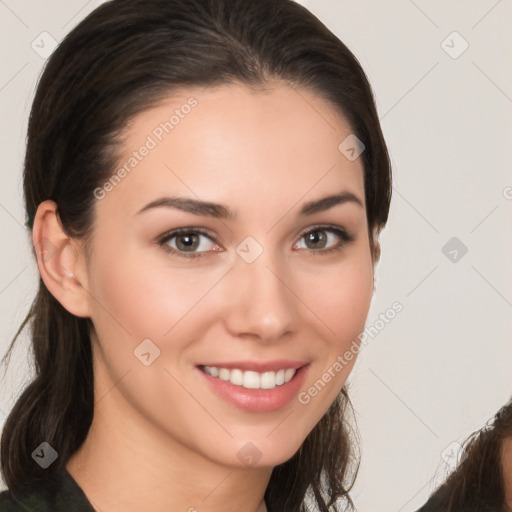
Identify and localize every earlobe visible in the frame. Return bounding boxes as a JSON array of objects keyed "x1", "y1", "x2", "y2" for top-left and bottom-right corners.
[{"x1": 32, "y1": 200, "x2": 91, "y2": 318}]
